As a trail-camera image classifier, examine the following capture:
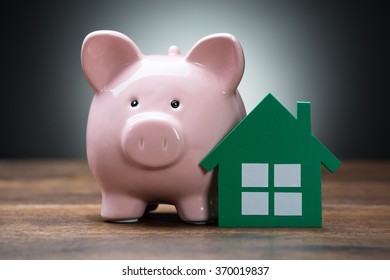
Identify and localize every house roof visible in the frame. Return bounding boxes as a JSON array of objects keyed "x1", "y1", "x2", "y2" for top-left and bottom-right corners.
[{"x1": 200, "y1": 93, "x2": 341, "y2": 173}]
